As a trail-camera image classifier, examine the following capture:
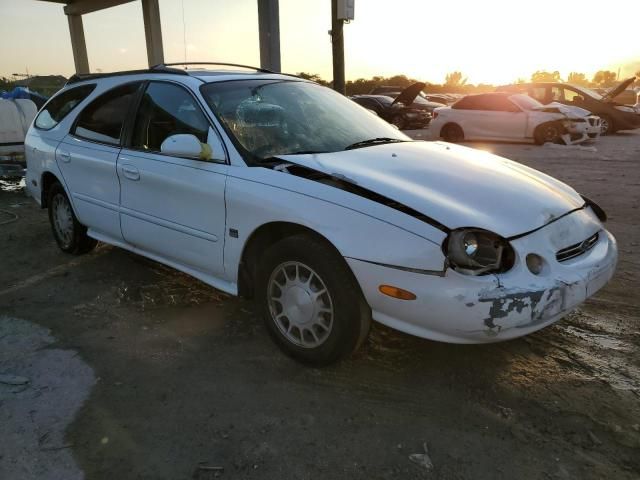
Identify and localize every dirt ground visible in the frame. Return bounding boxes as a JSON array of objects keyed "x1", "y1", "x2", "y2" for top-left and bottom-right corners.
[{"x1": 1, "y1": 131, "x2": 639, "y2": 480}]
